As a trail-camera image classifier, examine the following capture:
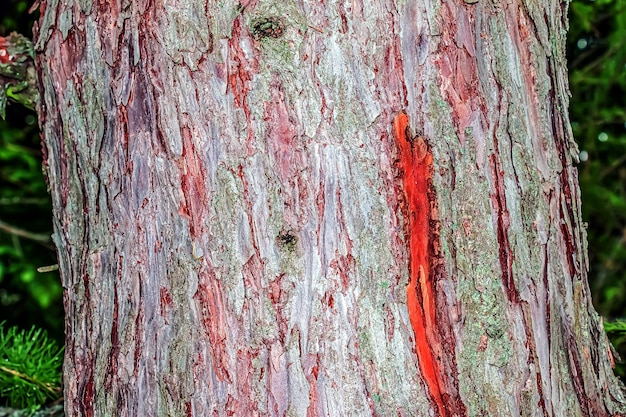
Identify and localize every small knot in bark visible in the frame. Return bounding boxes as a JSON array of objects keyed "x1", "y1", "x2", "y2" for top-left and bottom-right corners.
[
  {"x1": 251, "y1": 17, "x2": 285, "y2": 40},
  {"x1": 276, "y1": 230, "x2": 297, "y2": 252}
]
